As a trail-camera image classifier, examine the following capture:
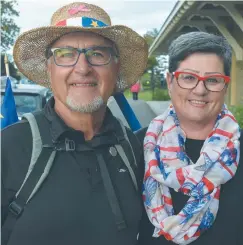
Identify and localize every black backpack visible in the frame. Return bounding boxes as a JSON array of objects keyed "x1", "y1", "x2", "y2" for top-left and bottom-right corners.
[{"x1": 2, "y1": 112, "x2": 142, "y2": 244}]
